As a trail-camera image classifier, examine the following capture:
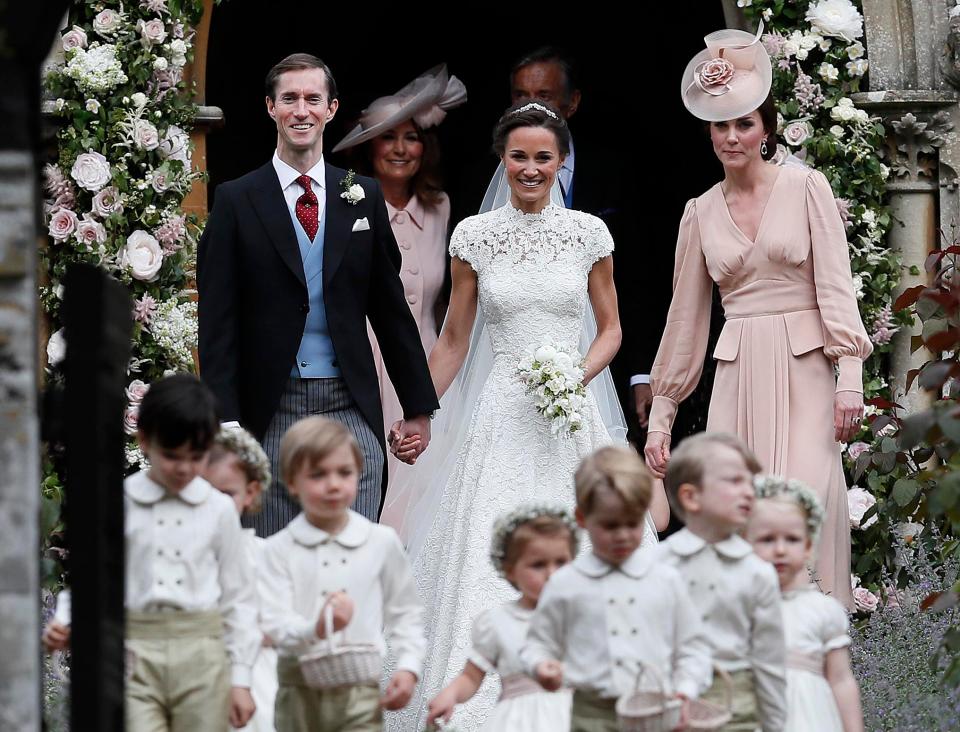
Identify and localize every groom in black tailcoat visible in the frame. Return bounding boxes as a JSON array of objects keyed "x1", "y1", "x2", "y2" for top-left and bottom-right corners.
[{"x1": 198, "y1": 53, "x2": 438, "y2": 535}]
